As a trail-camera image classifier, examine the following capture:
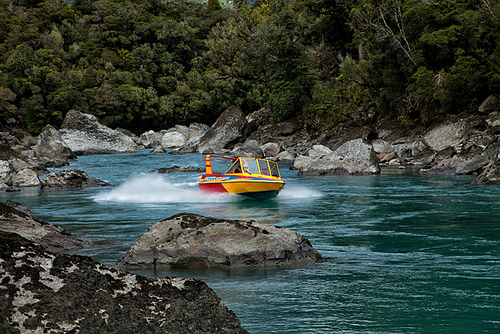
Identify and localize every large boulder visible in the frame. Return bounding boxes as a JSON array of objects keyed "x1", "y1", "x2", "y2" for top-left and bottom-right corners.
[
  {"x1": 116, "y1": 213, "x2": 322, "y2": 269},
  {"x1": 0, "y1": 201, "x2": 89, "y2": 252},
  {"x1": 138, "y1": 130, "x2": 165, "y2": 148},
  {"x1": 198, "y1": 106, "x2": 250, "y2": 154},
  {"x1": 59, "y1": 110, "x2": 137, "y2": 155},
  {"x1": 423, "y1": 120, "x2": 467, "y2": 152},
  {"x1": 34, "y1": 124, "x2": 76, "y2": 160},
  {"x1": 10, "y1": 167, "x2": 41, "y2": 187},
  {"x1": 161, "y1": 131, "x2": 187, "y2": 148},
  {"x1": 0, "y1": 231, "x2": 248, "y2": 334},
  {"x1": 232, "y1": 139, "x2": 264, "y2": 158},
  {"x1": 296, "y1": 139, "x2": 380, "y2": 175},
  {"x1": 41, "y1": 169, "x2": 113, "y2": 189}
]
